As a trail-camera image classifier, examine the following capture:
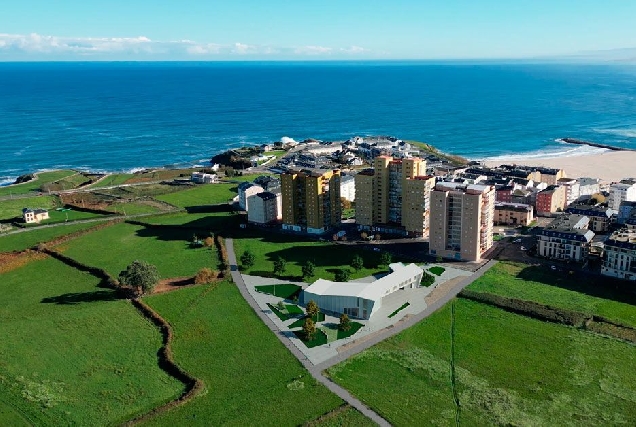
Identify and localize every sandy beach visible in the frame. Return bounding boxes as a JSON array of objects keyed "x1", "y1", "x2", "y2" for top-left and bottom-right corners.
[{"x1": 483, "y1": 150, "x2": 636, "y2": 183}]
